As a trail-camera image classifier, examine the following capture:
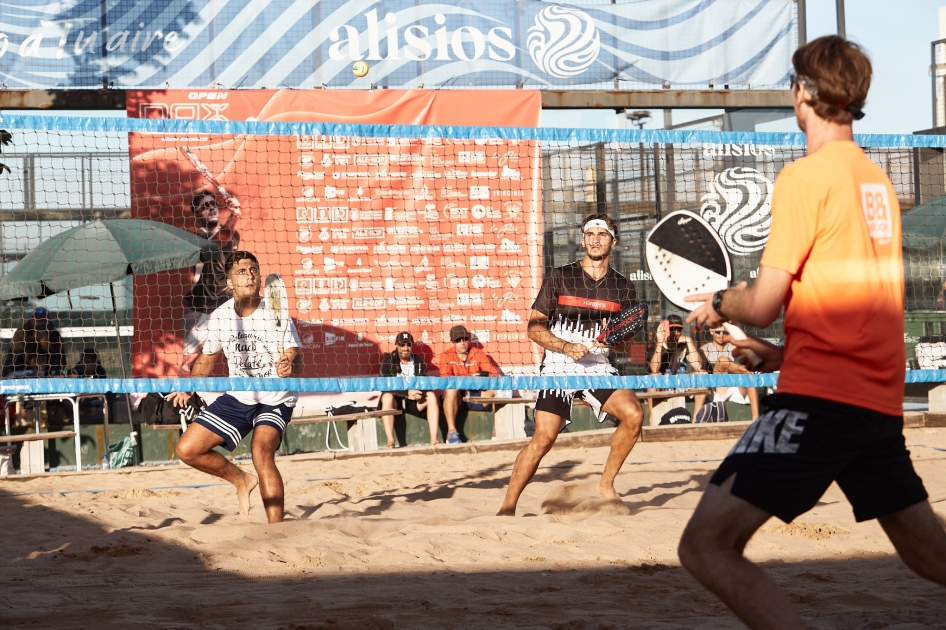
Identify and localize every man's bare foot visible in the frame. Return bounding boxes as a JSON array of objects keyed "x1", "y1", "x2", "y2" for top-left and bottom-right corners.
[
  {"x1": 496, "y1": 506, "x2": 516, "y2": 516},
  {"x1": 234, "y1": 470, "x2": 259, "y2": 515},
  {"x1": 596, "y1": 479, "x2": 620, "y2": 501}
]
